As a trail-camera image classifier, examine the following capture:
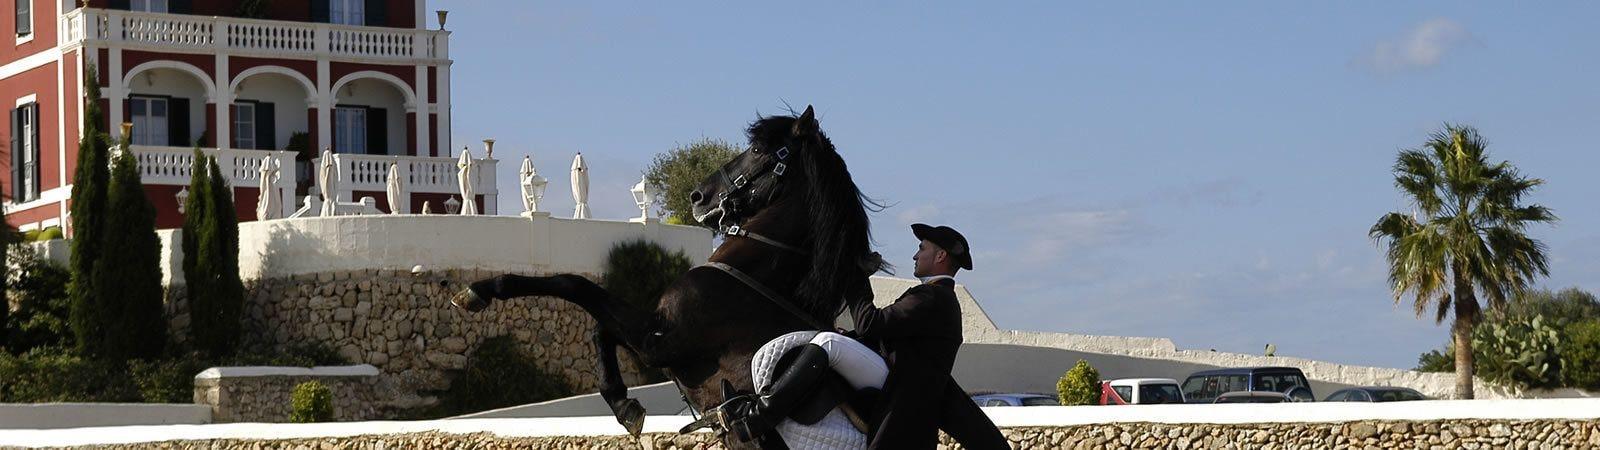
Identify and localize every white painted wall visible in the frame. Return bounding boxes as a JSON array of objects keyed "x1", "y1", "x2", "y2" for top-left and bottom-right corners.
[
  {"x1": 232, "y1": 73, "x2": 310, "y2": 151},
  {"x1": 332, "y1": 79, "x2": 407, "y2": 156},
  {"x1": 155, "y1": 215, "x2": 714, "y2": 285},
  {"x1": 0, "y1": 403, "x2": 210, "y2": 430},
  {"x1": 126, "y1": 68, "x2": 208, "y2": 146}
]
